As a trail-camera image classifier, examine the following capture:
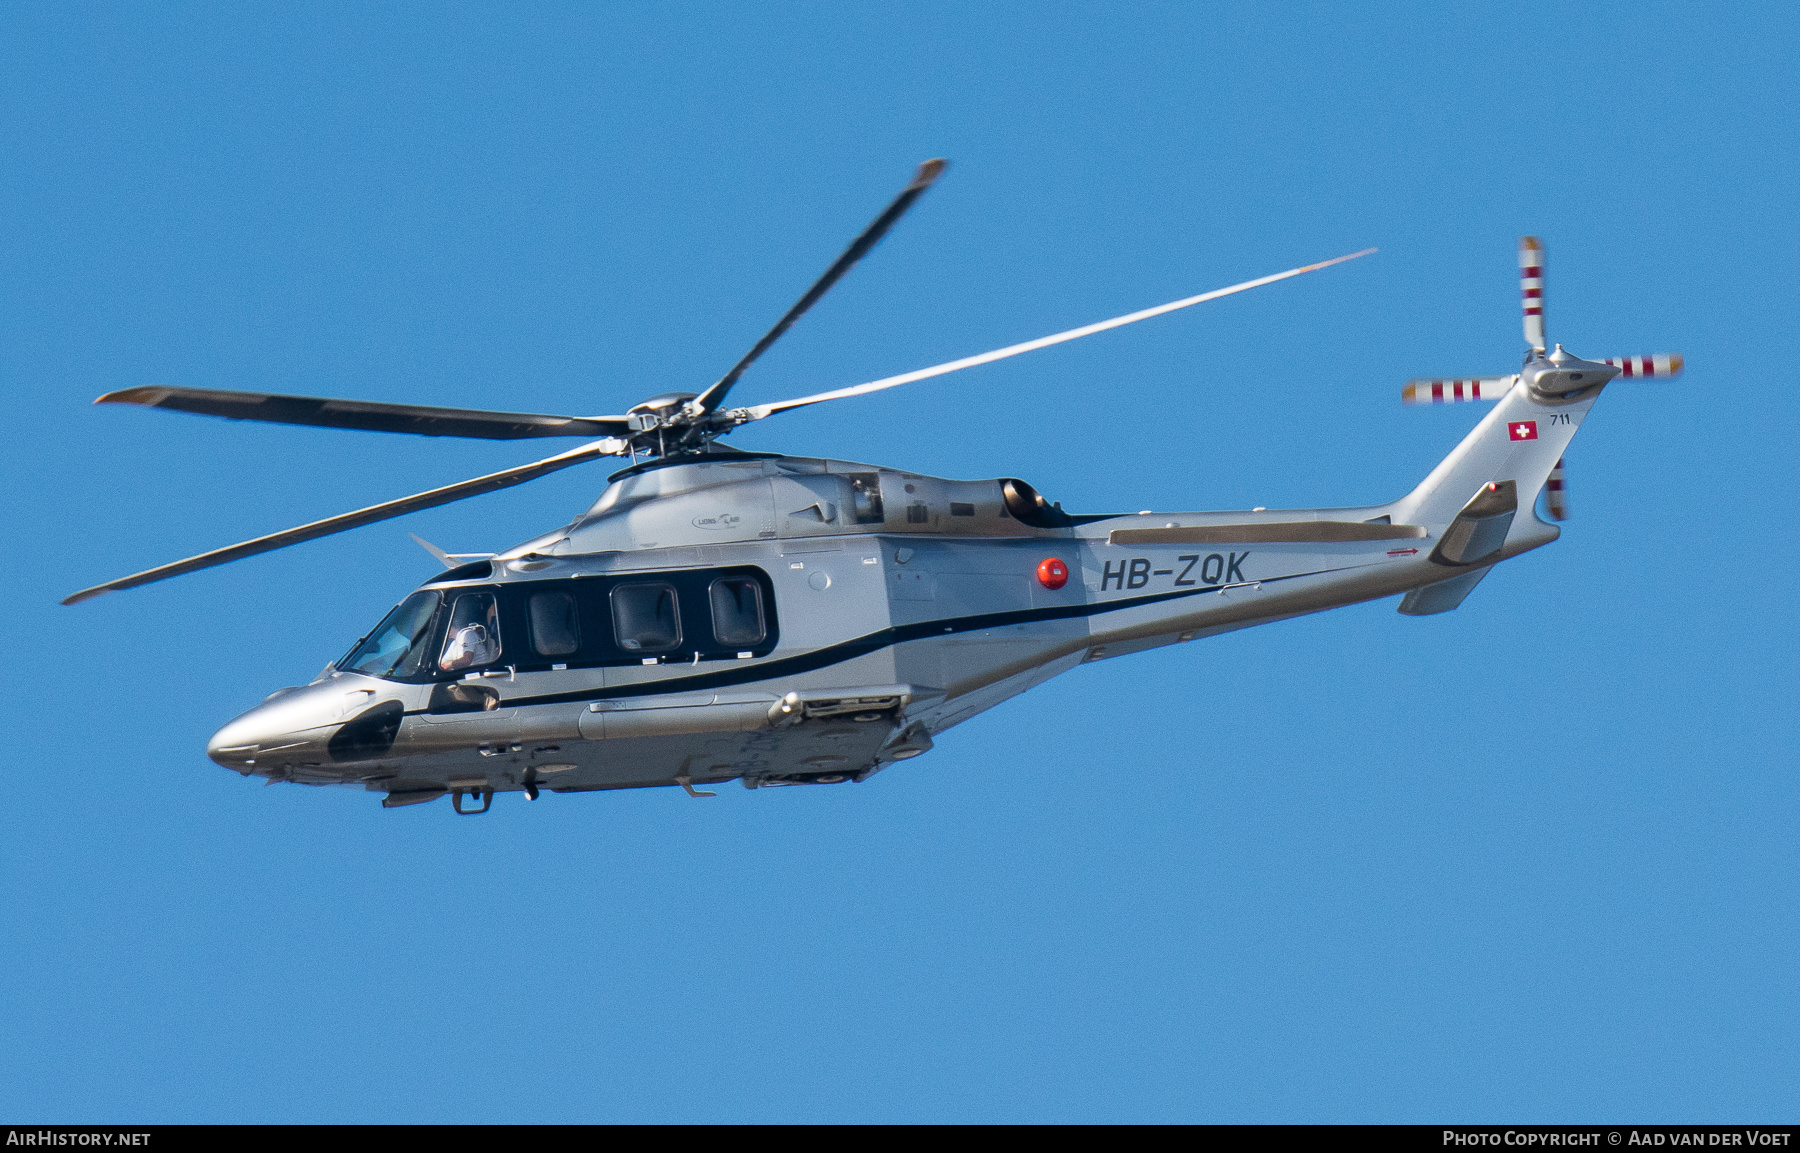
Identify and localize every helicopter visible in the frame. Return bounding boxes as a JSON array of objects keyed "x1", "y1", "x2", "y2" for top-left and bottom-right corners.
[{"x1": 64, "y1": 159, "x2": 1682, "y2": 812}]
